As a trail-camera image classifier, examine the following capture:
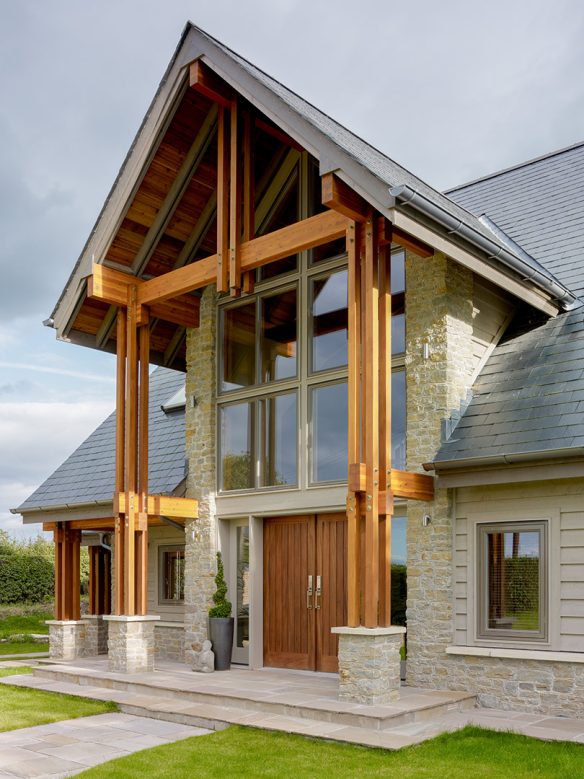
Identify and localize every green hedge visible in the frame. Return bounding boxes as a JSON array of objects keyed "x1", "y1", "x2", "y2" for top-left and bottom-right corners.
[
  {"x1": 391, "y1": 563, "x2": 407, "y2": 627},
  {"x1": 0, "y1": 532, "x2": 89, "y2": 605}
]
